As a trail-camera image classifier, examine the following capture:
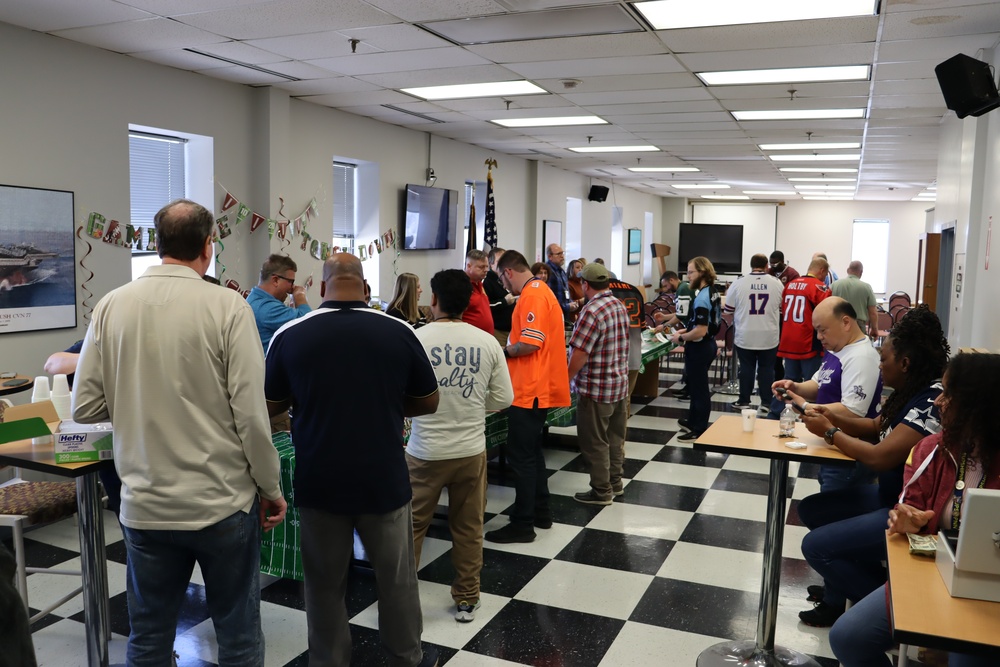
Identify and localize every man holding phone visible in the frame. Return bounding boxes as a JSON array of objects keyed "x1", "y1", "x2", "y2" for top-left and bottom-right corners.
[{"x1": 772, "y1": 297, "x2": 882, "y2": 491}]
